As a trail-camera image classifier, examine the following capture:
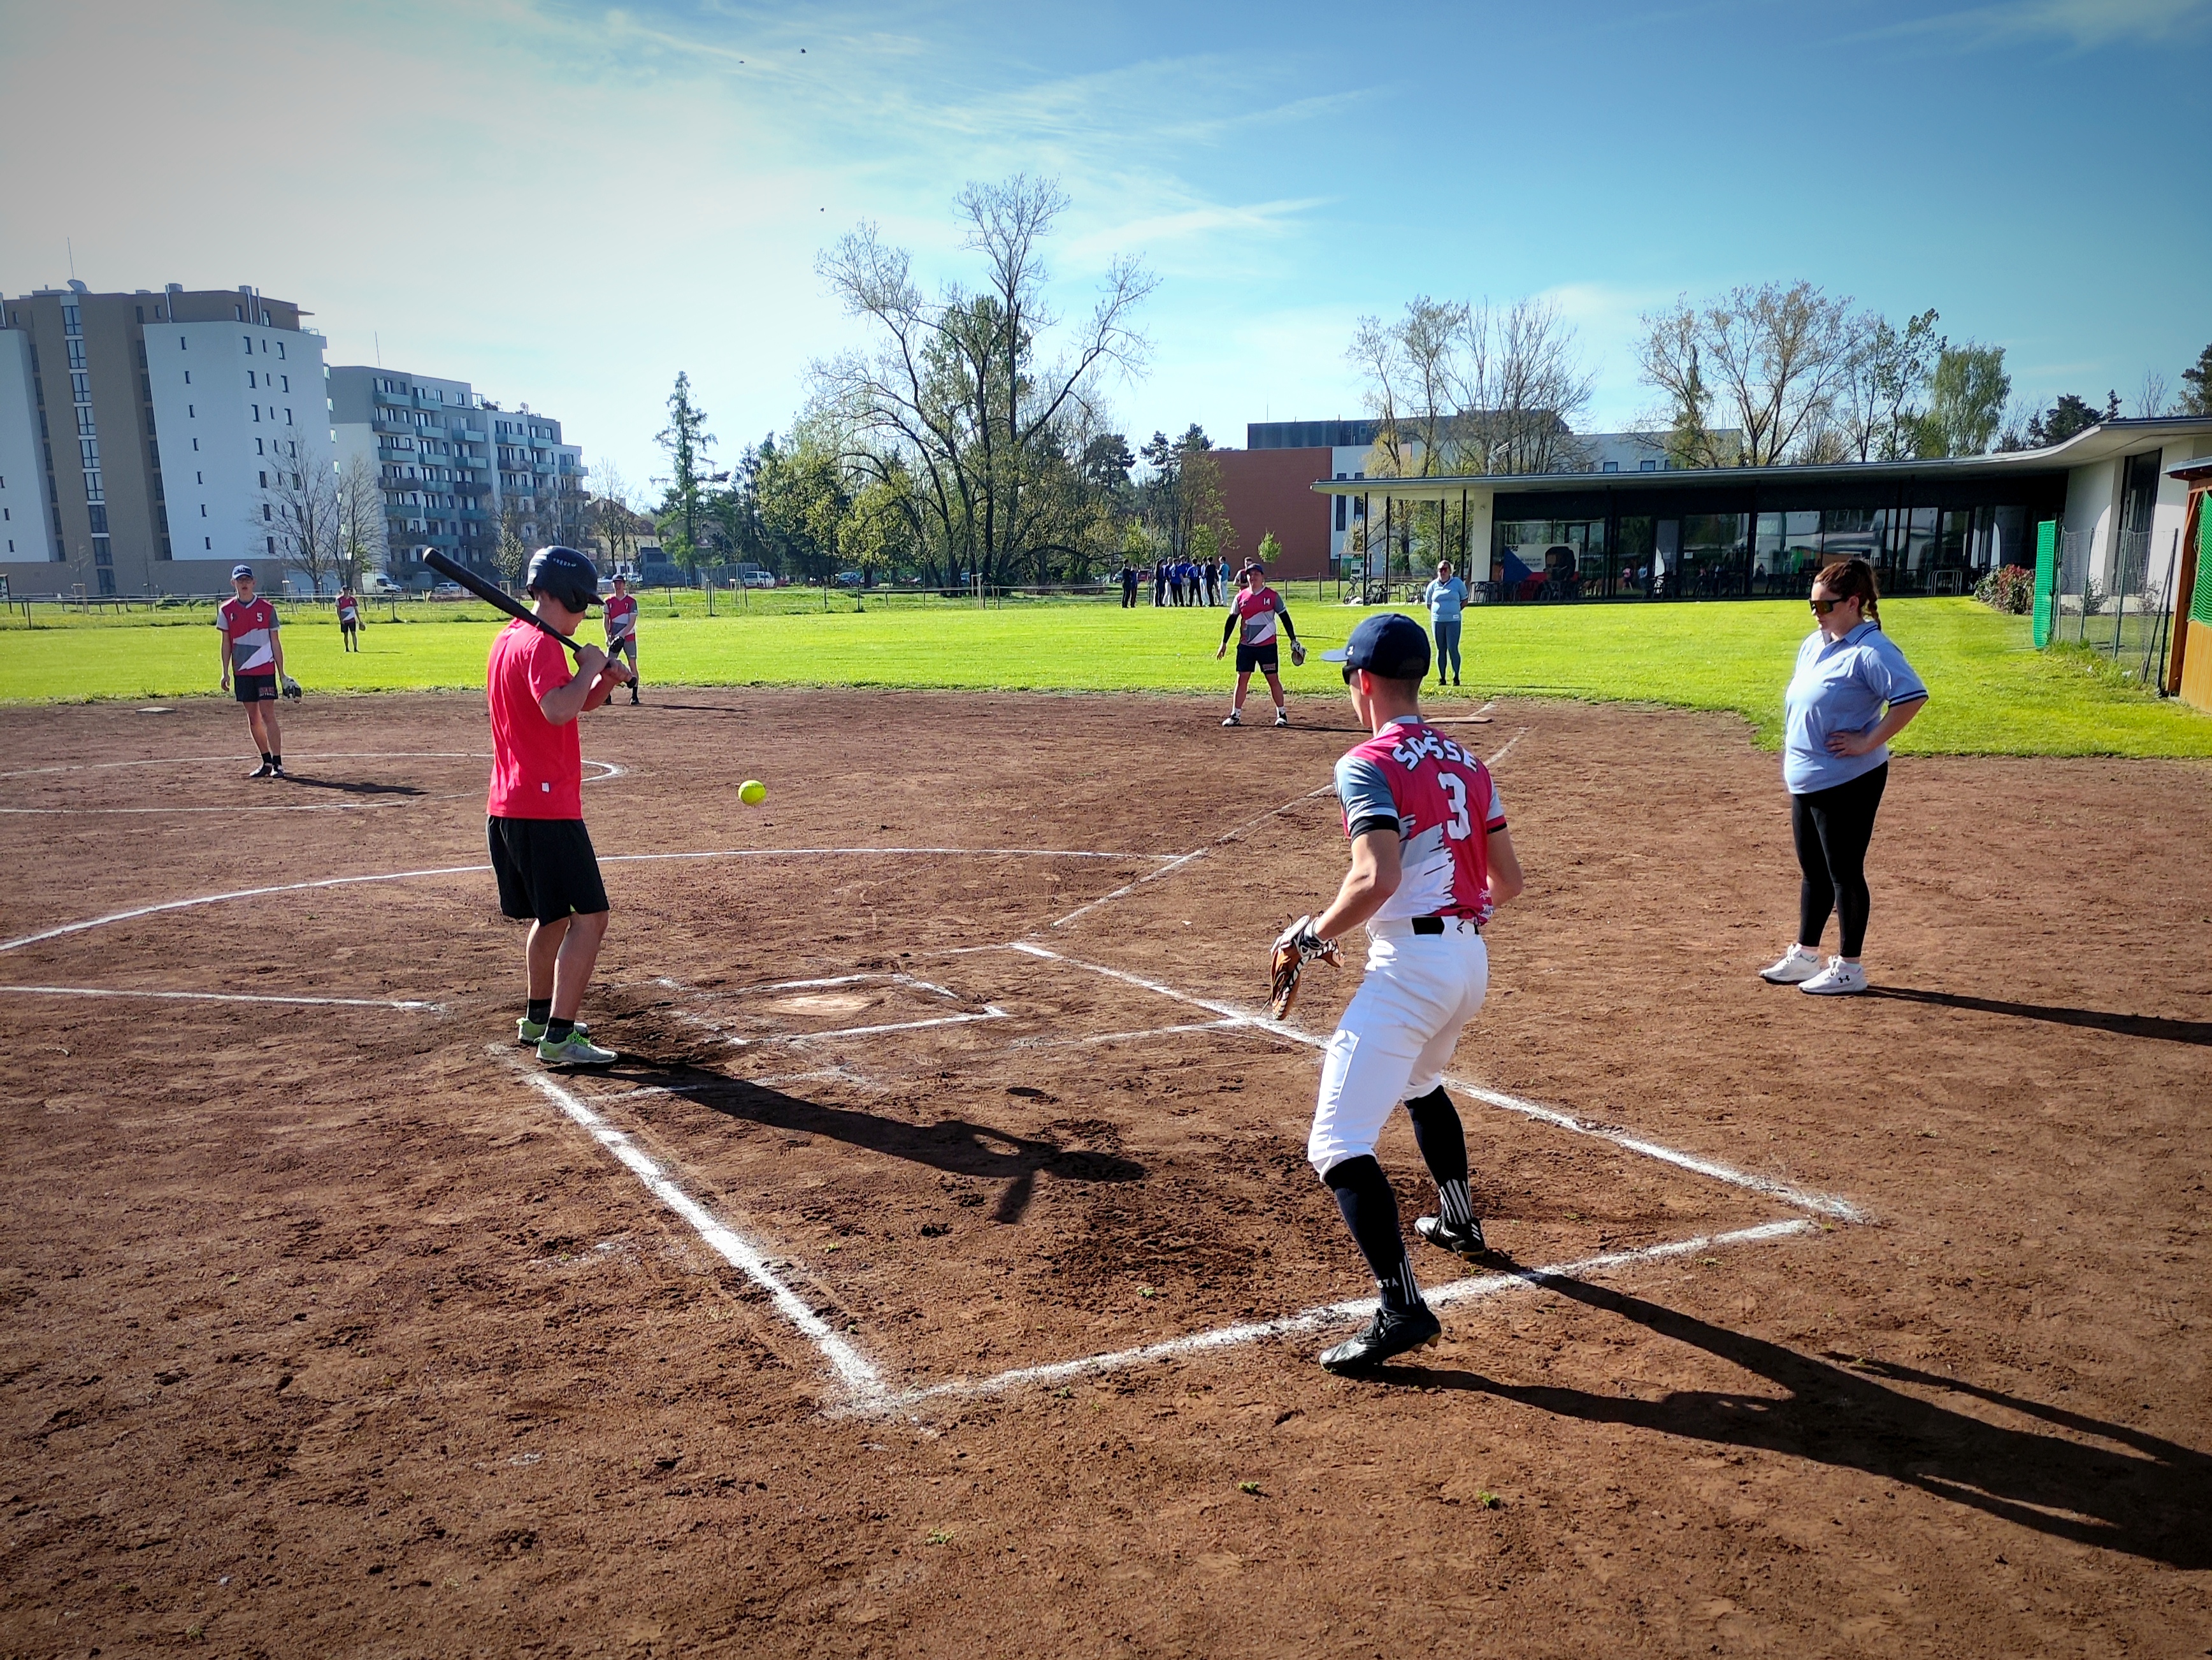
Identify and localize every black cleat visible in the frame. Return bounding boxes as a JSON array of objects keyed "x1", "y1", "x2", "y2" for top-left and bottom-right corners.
[
  {"x1": 247, "y1": 760, "x2": 273, "y2": 779},
  {"x1": 268, "y1": 762, "x2": 287, "y2": 779},
  {"x1": 1318, "y1": 1303, "x2": 1442, "y2": 1373},
  {"x1": 1415, "y1": 1213, "x2": 1489, "y2": 1260}
]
